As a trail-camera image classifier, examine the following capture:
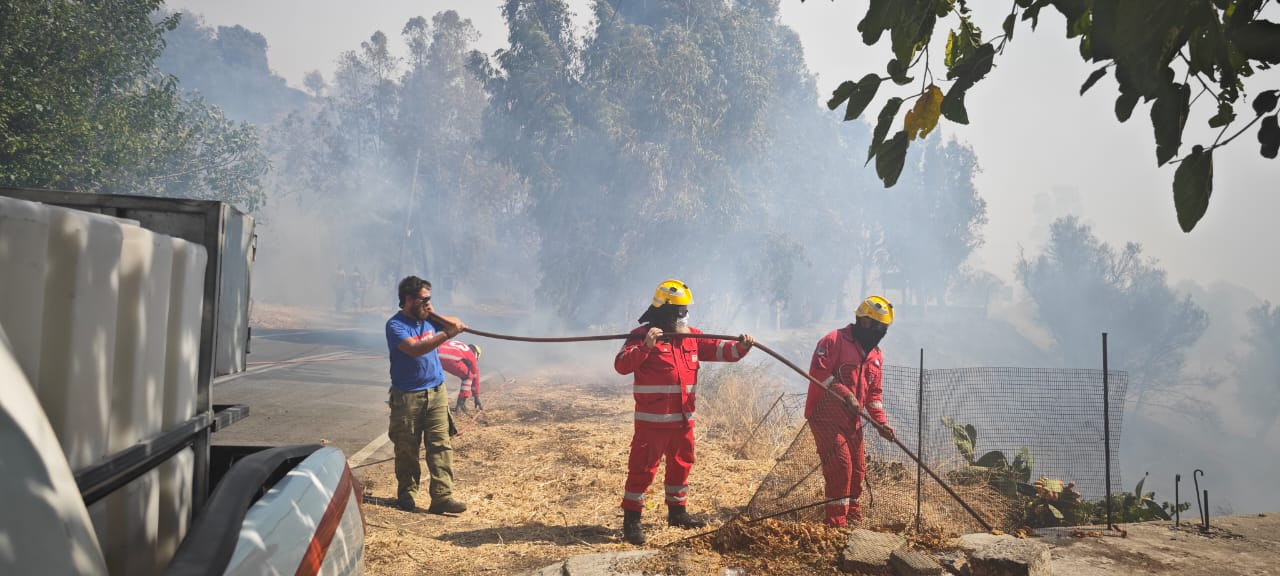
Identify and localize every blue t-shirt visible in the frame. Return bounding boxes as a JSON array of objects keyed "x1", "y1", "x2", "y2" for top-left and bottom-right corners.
[{"x1": 386, "y1": 311, "x2": 446, "y2": 392}]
